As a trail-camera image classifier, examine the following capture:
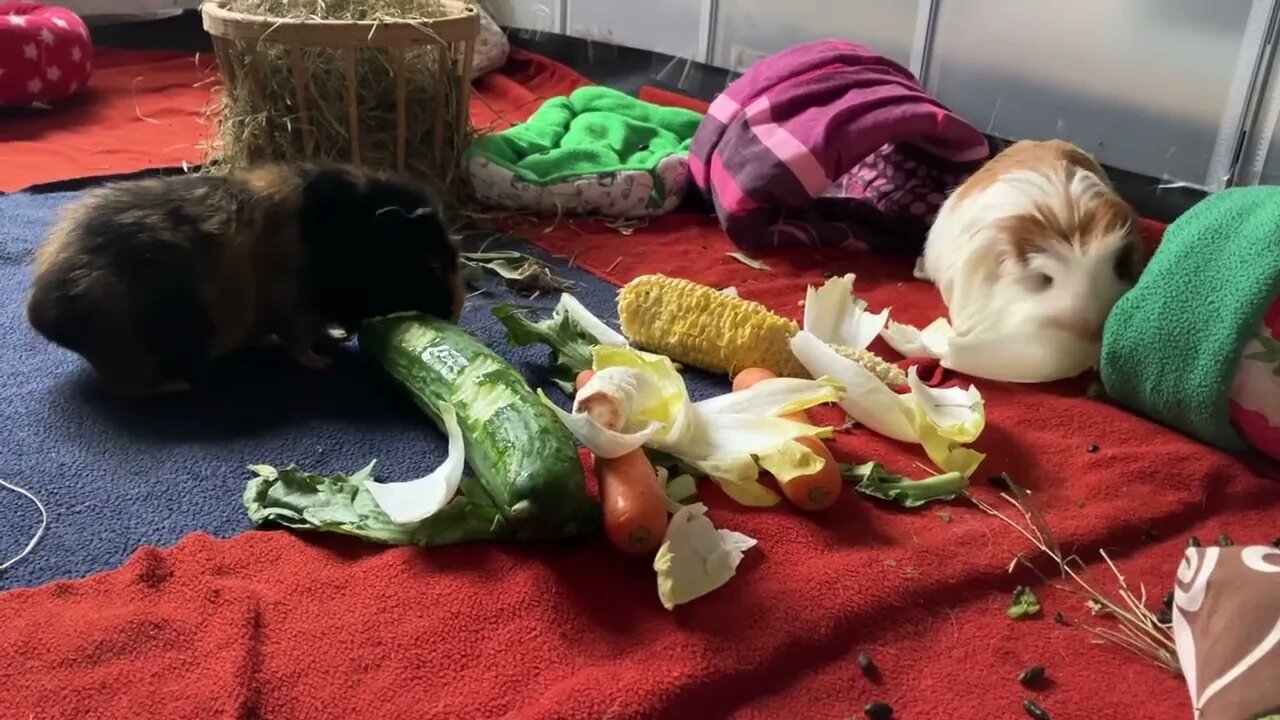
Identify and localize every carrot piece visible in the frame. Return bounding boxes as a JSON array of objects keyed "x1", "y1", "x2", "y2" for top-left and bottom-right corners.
[
  {"x1": 776, "y1": 437, "x2": 842, "y2": 511},
  {"x1": 734, "y1": 368, "x2": 842, "y2": 511},
  {"x1": 597, "y1": 449, "x2": 668, "y2": 555},
  {"x1": 574, "y1": 368, "x2": 627, "y2": 431},
  {"x1": 732, "y1": 367, "x2": 777, "y2": 392}
]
